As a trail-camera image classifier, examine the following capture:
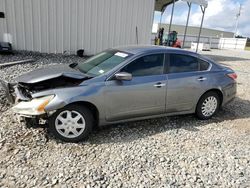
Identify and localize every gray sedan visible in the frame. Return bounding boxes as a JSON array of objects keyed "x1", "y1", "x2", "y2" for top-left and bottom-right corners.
[{"x1": 1, "y1": 46, "x2": 237, "y2": 142}]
